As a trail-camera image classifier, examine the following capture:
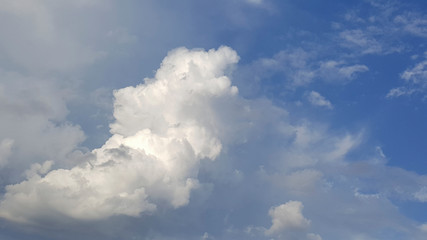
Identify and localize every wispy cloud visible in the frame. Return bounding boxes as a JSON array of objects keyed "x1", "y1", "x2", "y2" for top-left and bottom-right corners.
[
  {"x1": 246, "y1": 48, "x2": 368, "y2": 90},
  {"x1": 307, "y1": 91, "x2": 333, "y2": 109},
  {"x1": 387, "y1": 54, "x2": 427, "y2": 98},
  {"x1": 339, "y1": 29, "x2": 384, "y2": 54},
  {"x1": 334, "y1": 1, "x2": 427, "y2": 57},
  {"x1": 394, "y1": 12, "x2": 427, "y2": 38}
]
